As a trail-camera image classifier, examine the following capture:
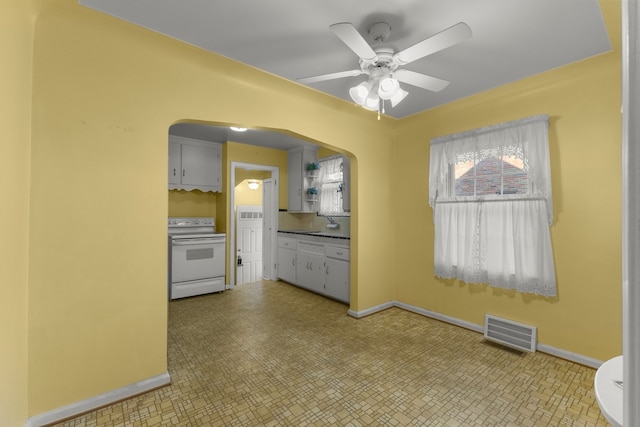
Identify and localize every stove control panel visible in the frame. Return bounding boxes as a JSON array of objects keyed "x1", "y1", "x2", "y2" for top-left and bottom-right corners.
[{"x1": 168, "y1": 217, "x2": 215, "y2": 227}]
